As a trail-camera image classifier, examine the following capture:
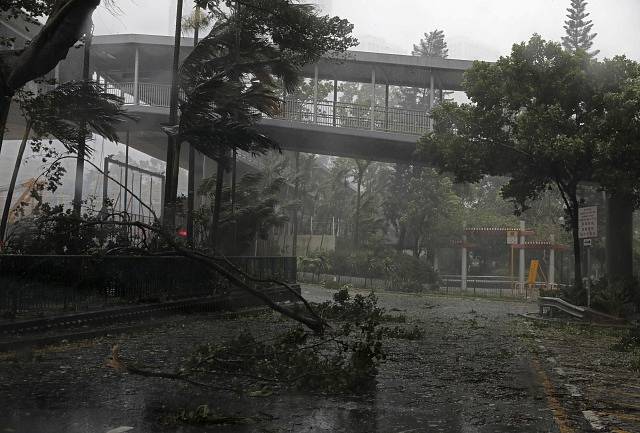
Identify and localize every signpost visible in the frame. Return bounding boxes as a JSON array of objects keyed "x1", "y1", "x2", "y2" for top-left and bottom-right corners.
[
  {"x1": 578, "y1": 206, "x2": 598, "y2": 239},
  {"x1": 579, "y1": 206, "x2": 597, "y2": 307}
]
